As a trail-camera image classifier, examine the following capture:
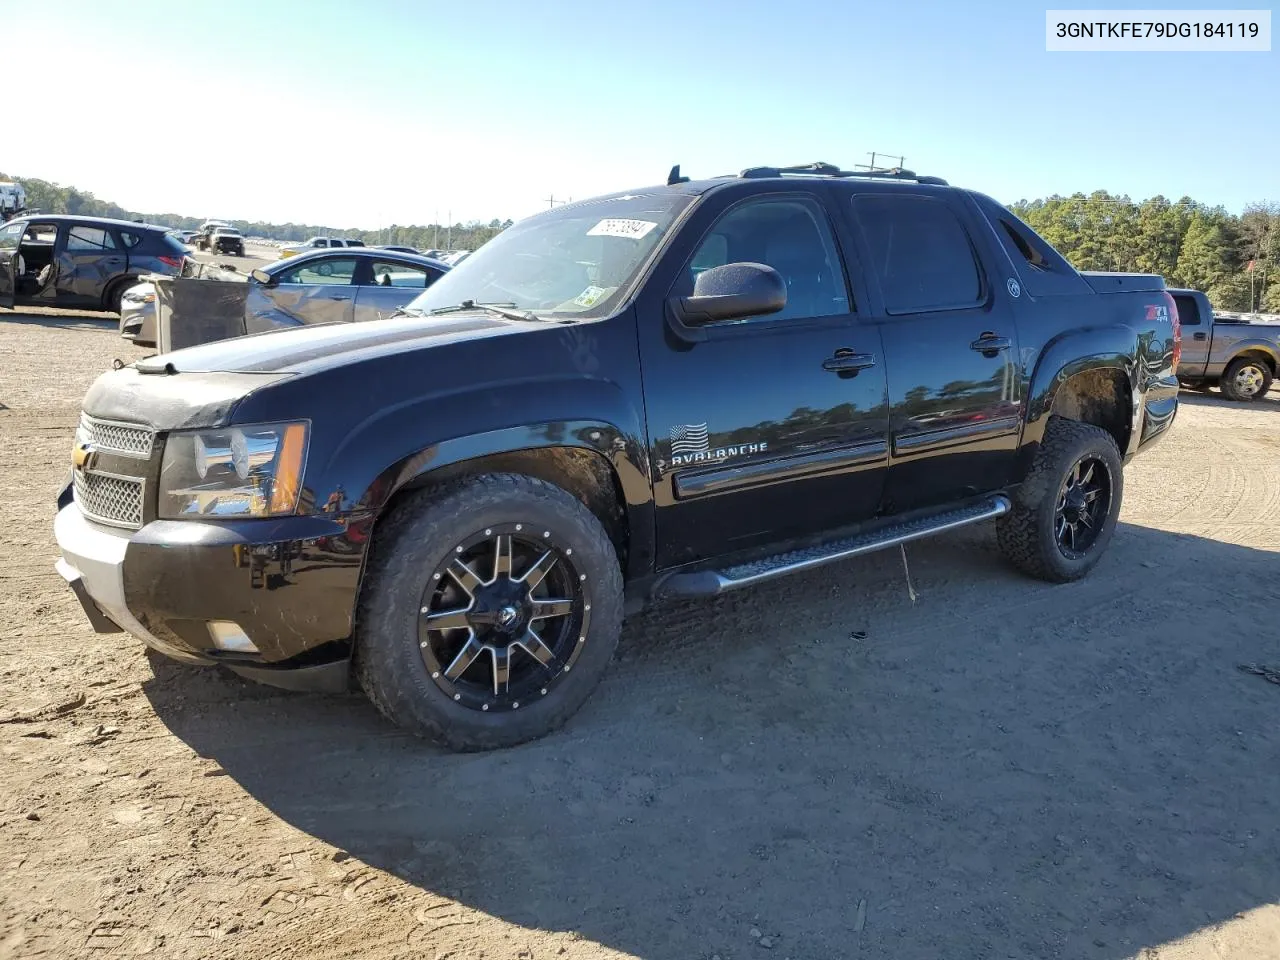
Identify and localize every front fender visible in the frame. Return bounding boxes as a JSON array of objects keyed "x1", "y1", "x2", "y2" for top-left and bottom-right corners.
[{"x1": 307, "y1": 376, "x2": 655, "y2": 579}]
